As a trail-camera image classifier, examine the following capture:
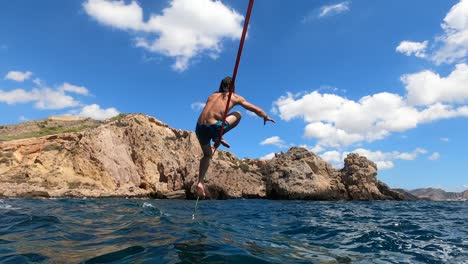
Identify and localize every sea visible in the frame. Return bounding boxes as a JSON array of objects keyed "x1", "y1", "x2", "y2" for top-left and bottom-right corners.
[{"x1": 0, "y1": 198, "x2": 466, "y2": 264}]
